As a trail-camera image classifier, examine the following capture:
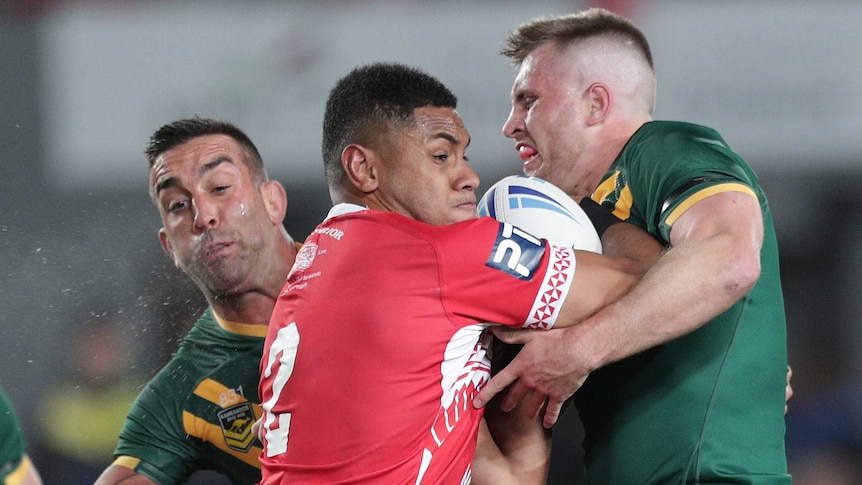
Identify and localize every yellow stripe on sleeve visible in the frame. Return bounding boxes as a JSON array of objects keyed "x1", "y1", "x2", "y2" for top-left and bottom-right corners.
[
  {"x1": 664, "y1": 182, "x2": 757, "y2": 227},
  {"x1": 110, "y1": 455, "x2": 142, "y2": 470}
]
